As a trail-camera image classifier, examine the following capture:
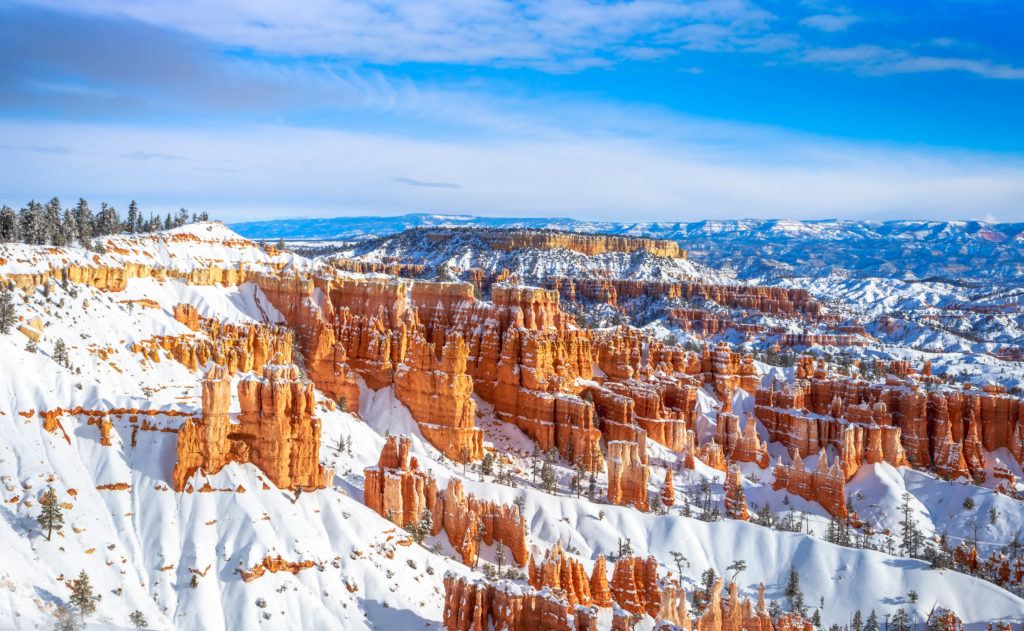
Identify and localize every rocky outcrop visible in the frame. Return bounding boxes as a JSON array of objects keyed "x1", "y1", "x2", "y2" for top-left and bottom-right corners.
[
  {"x1": 772, "y1": 451, "x2": 847, "y2": 518},
  {"x1": 660, "y1": 469, "x2": 675, "y2": 507},
  {"x1": 606, "y1": 441, "x2": 649, "y2": 511},
  {"x1": 173, "y1": 303, "x2": 201, "y2": 330},
  {"x1": 442, "y1": 574, "x2": 597, "y2": 631},
  {"x1": 238, "y1": 556, "x2": 316, "y2": 582},
  {"x1": 755, "y1": 365, "x2": 1024, "y2": 479},
  {"x1": 394, "y1": 329, "x2": 483, "y2": 462},
  {"x1": 132, "y1": 317, "x2": 293, "y2": 376},
  {"x1": 723, "y1": 465, "x2": 749, "y2": 521},
  {"x1": 173, "y1": 365, "x2": 329, "y2": 492},
  {"x1": 609, "y1": 556, "x2": 661, "y2": 618},
  {"x1": 528, "y1": 543, "x2": 593, "y2": 607},
  {"x1": 714, "y1": 413, "x2": 769, "y2": 468},
  {"x1": 435, "y1": 478, "x2": 529, "y2": 568},
  {"x1": 417, "y1": 228, "x2": 686, "y2": 259},
  {"x1": 363, "y1": 435, "x2": 436, "y2": 529}
]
